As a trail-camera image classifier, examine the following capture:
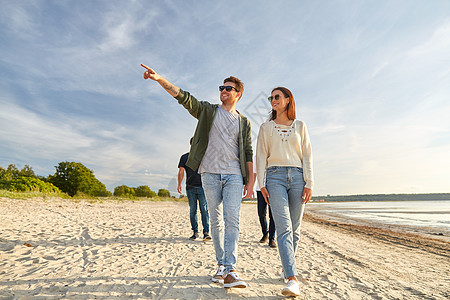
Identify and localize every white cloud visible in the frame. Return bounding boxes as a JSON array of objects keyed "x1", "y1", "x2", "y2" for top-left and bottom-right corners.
[
  {"x1": 2, "y1": 1, "x2": 450, "y2": 196},
  {"x1": 0, "y1": 93, "x2": 193, "y2": 192},
  {"x1": 0, "y1": 2, "x2": 40, "y2": 39},
  {"x1": 370, "y1": 61, "x2": 389, "y2": 79},
  {"x1": 407, "y1": 21, "x2": 450, "y2": 59}
]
